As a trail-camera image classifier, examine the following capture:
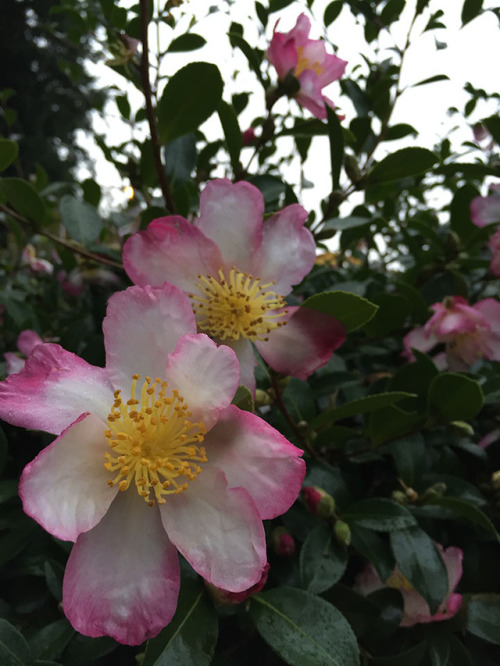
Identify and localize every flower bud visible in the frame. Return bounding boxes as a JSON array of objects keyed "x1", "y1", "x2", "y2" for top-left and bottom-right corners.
[
  {"x1": 255, "y1": 389, "x2": 273, "y2": 407},
  {"x1": 301, "y1": 486, "x2": 335, "y2": 518},
  {"x1": 391, "y1": 490, "x2": 409, "y2": 505},
  {"x1": 492, "y1": 470, "x2": 500, "y2": 490},
  {"x1": 242, "y1": 127, "x2": 256, "y2": 146},
  {"x1": 205, "y1": 563, "x2": 270, "y2": 606},
  {"x1": 334, "y1": 520, "x2": 351, "y2": 546},
  {"x1": 271, "y1": 527, "x2": 296, "y2": 557}
]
